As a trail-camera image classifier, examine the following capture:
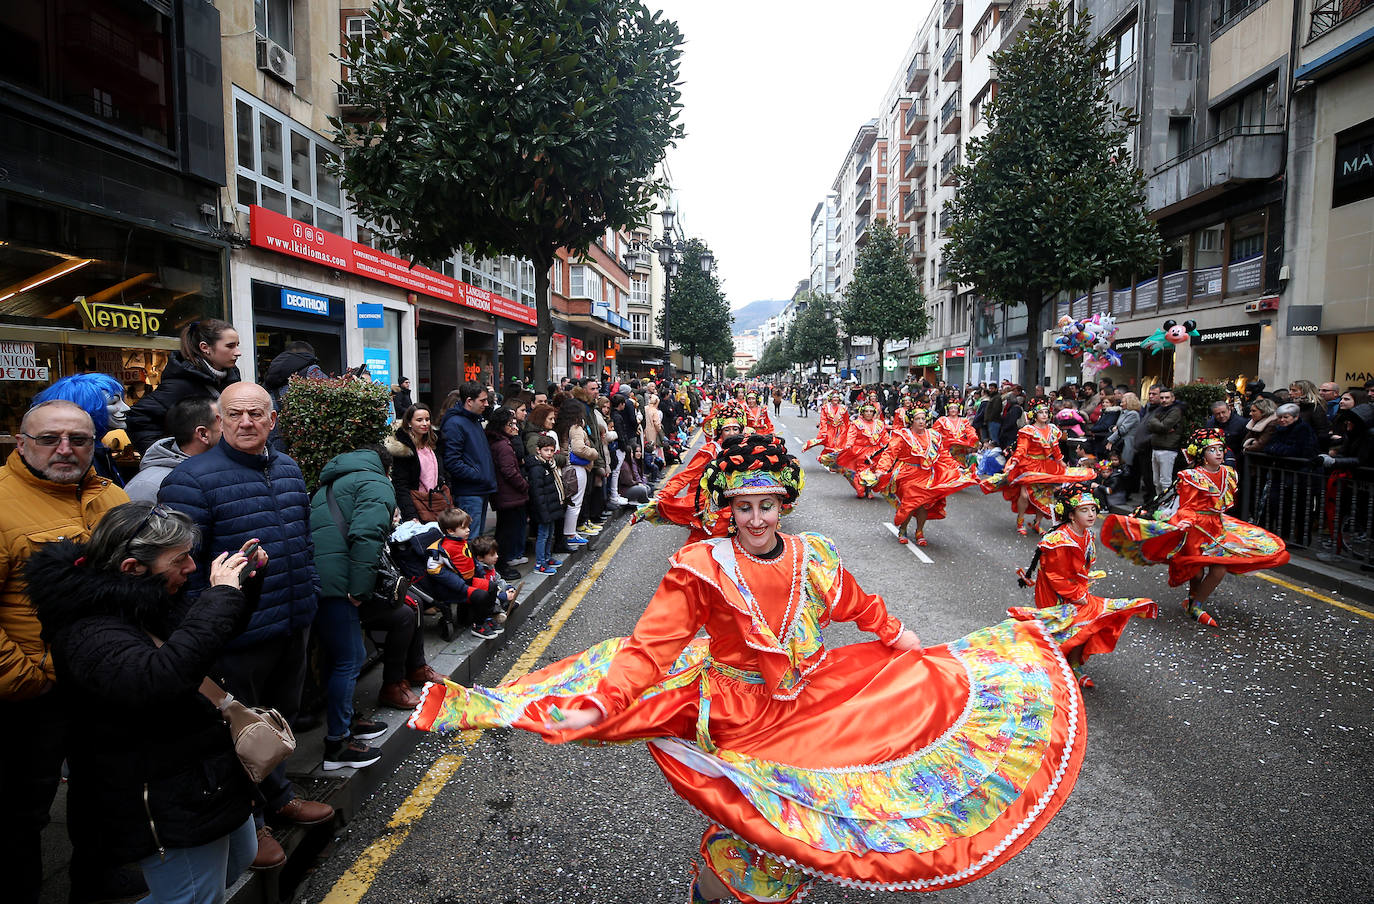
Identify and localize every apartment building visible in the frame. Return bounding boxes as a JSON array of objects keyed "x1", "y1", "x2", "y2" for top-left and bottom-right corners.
[
  {"x1": 831, "y1": 119, "x2": 894, "y2": 383},
  {"x1": 809, "y1": 193, "x2": 840, "y2": 296},
  {"x1": 0, "y1": 0, "x2": 231, "y2": 439},
  {"x1": 547, "y1": 230, "x2": 633, "y2": 385}
]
